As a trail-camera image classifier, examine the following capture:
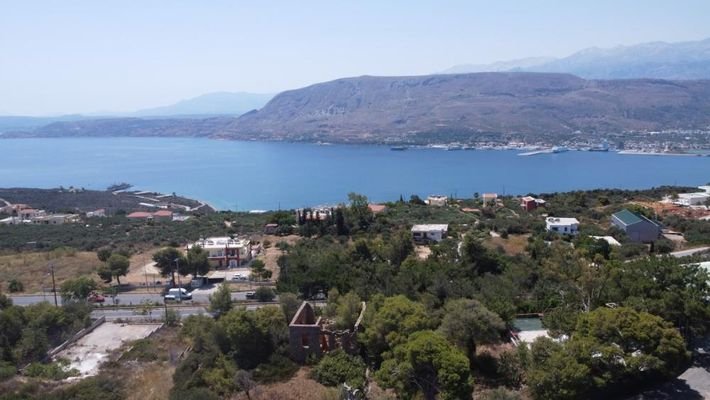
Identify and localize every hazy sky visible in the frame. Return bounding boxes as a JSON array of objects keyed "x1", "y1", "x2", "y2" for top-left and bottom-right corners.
[{"x1": 2, "y1": 1, "x2": 709, "y2": 115}]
